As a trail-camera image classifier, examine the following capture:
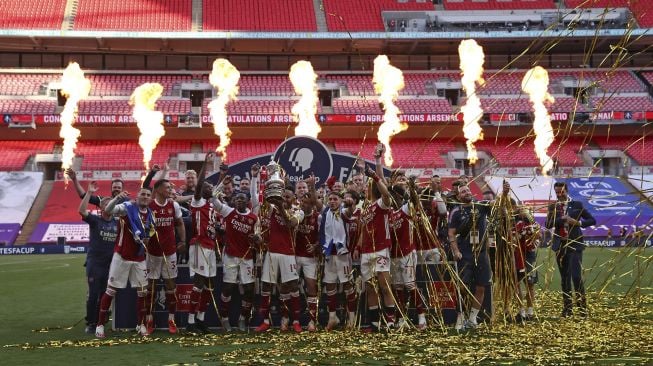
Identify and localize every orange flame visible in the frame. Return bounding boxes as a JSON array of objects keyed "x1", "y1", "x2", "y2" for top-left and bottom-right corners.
[
  {"x1": 522, "y1": 66, "x2": 555, "y2": 175},
  {"x1": 373, "y1": 55, "x2": 406, "y2": 167},
  {"x1": 59, "y1": 62, "x2": 91, "y2": 182},
  {"x1": 208, "y1": 58, "x2": 240, "y2": 162},
  {"x1": 129, "y1": 83, "x2": 165, "y2": 171},
  {"x1": 289, "y1": 60, "x2": 321, "y2": 138},
  {"x1": 458, "y1": 39, "x2": 485, "y2": 164}
]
